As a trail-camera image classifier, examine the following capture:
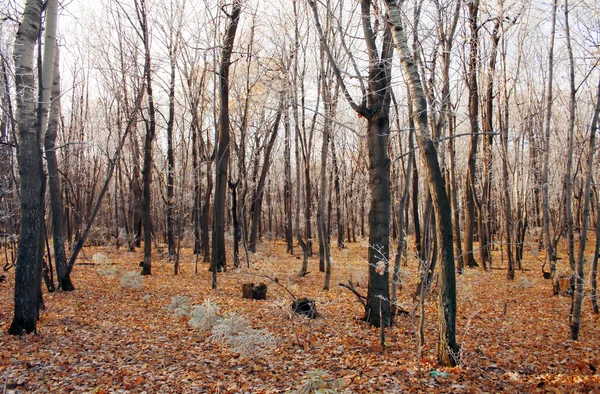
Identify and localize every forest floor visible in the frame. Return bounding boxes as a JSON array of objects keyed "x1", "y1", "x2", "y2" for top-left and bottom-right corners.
[{"x1": 1, "y1": 236, "x2": 600, "y2": 393}]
